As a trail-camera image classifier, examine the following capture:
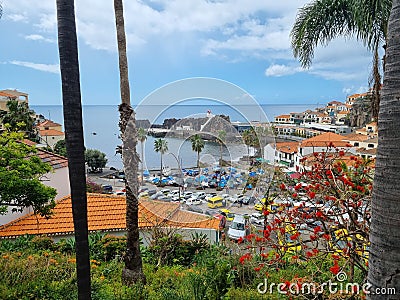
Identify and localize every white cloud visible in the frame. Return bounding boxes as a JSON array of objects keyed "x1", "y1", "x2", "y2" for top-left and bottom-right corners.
[
  {"x1": 6, "y1": 14, "x2": 28, "y2": 22},
  {"x1": 4, "y1": 0, "x2": 375, "y2": 87},
  {"x1": 265, "y1": 64, "x2": 303, "y2": 77},
  {"x1": 25, "y1": 34, "x2": 55, "y2": 43},
  {"x1": 9, "y1": 60, "x2": 59, "y2": 74}
]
